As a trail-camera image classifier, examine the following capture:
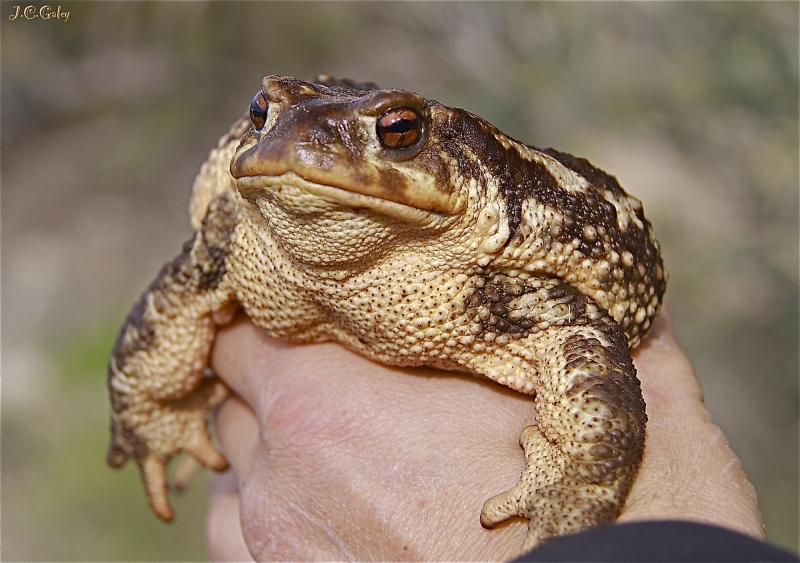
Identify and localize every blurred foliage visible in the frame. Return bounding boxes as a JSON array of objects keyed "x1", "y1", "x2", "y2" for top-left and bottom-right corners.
[{"x1": 2, "y1": 2, "x2": 797, "y2": 560}]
